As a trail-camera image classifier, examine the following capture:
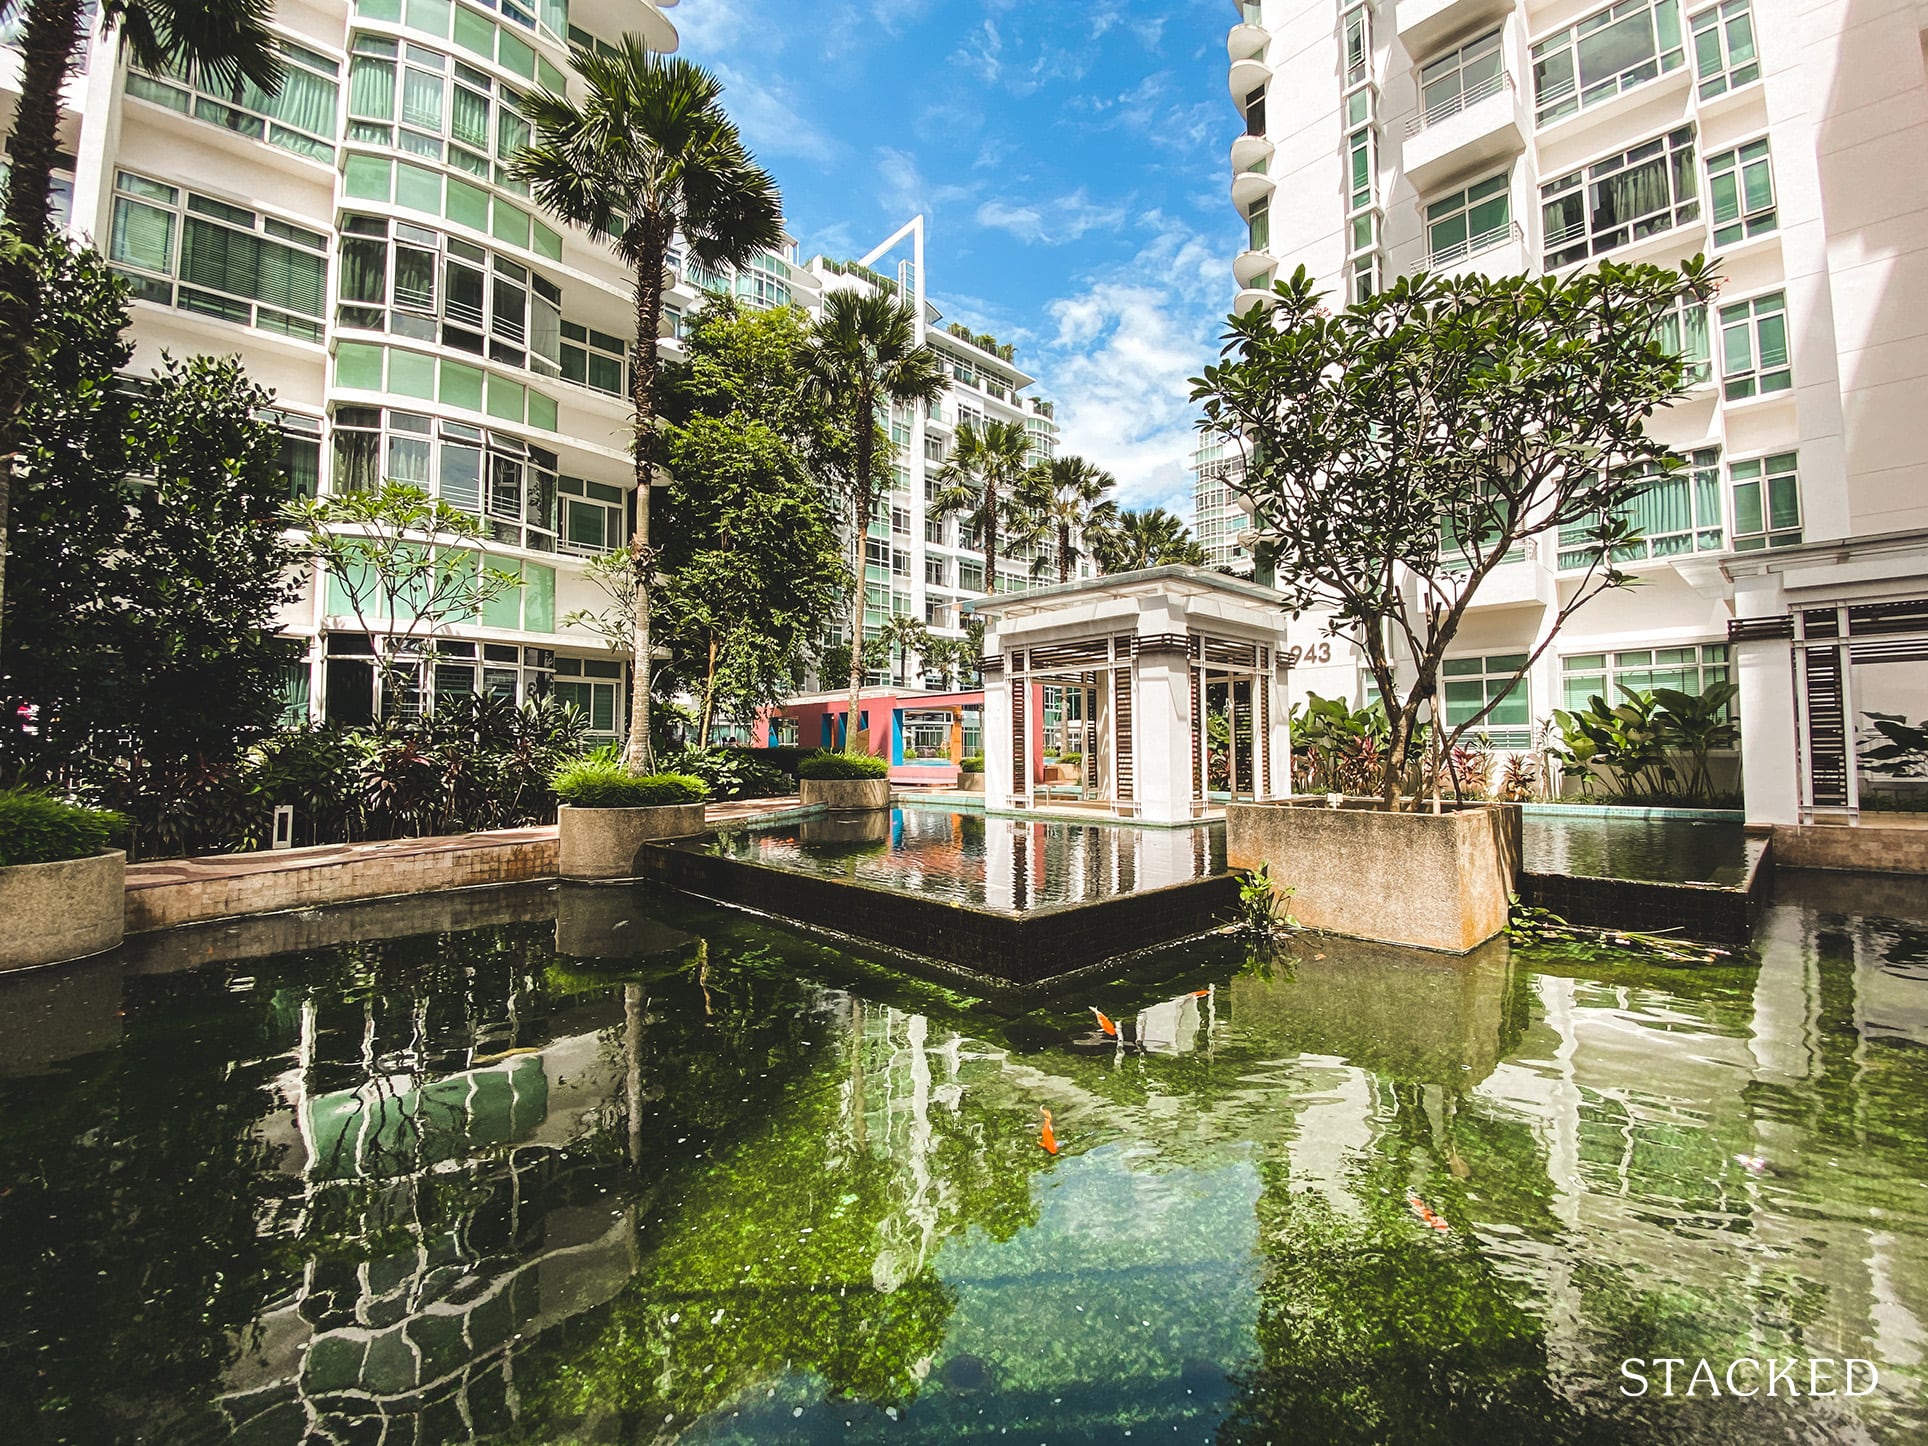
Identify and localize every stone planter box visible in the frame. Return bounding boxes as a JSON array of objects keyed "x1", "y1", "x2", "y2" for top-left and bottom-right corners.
[
  {"x1": 559, "y1": 803, "x2": 706, "y2": 881},
  {"x1": 958, "y1": 772, "x2": 986, "y2": 794},
  {"x1": 0, "y1": 850, "x2": 126, "y2": 970},
  {"x1": 1226, "y1": 799, "x2": 1520, "y2": 953},
  {"x1": 800, "y1": 778, "x2": 891, "y2": 810}
]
